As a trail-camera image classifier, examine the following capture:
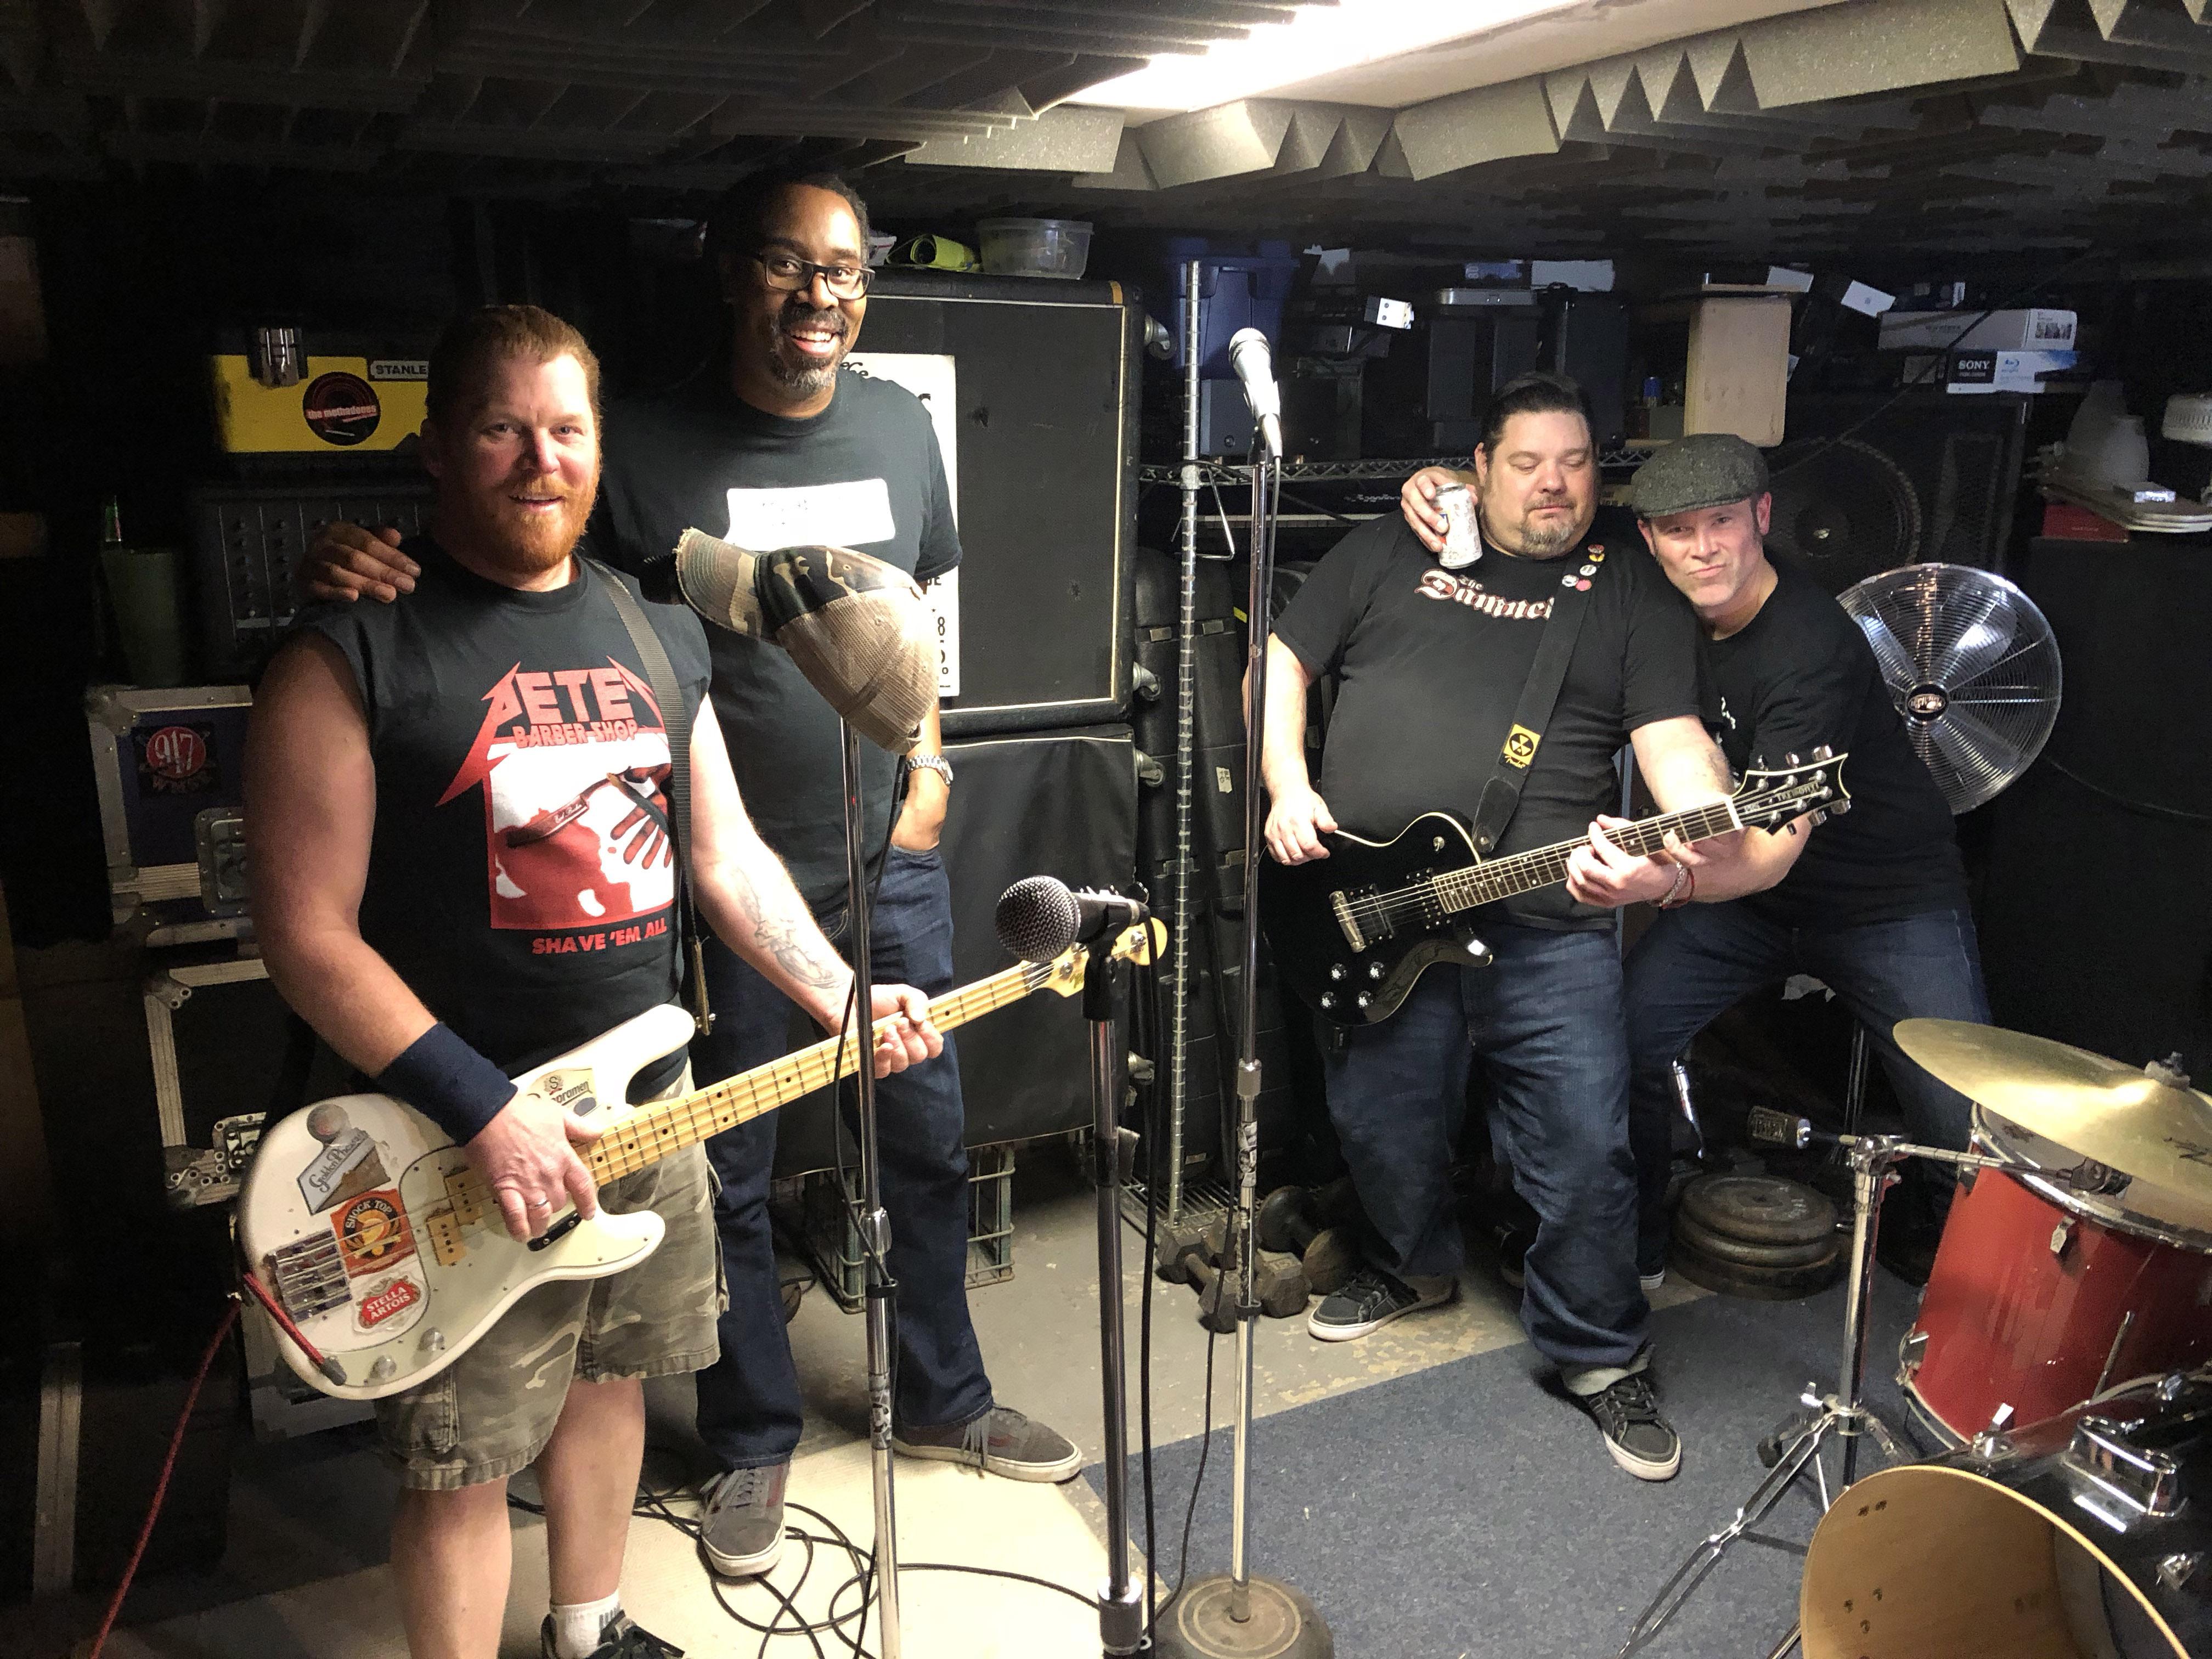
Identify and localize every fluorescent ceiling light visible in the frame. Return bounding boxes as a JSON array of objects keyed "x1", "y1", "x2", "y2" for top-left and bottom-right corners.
[{"x1": 1066, "y1": 0, "x2": 1584, "y2": 115}]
